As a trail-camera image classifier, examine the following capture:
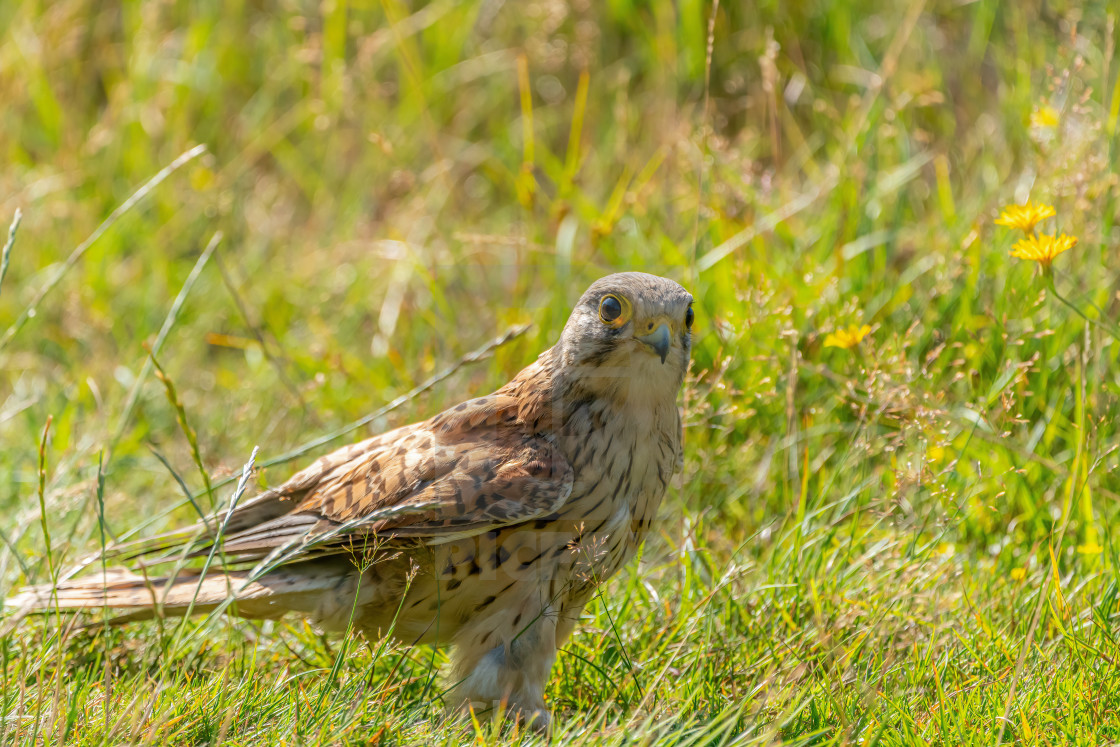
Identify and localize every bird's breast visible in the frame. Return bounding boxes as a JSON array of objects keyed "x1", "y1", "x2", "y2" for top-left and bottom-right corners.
[{"x1": 555, "y1": 399, "x2": 678, "y2": 564}]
